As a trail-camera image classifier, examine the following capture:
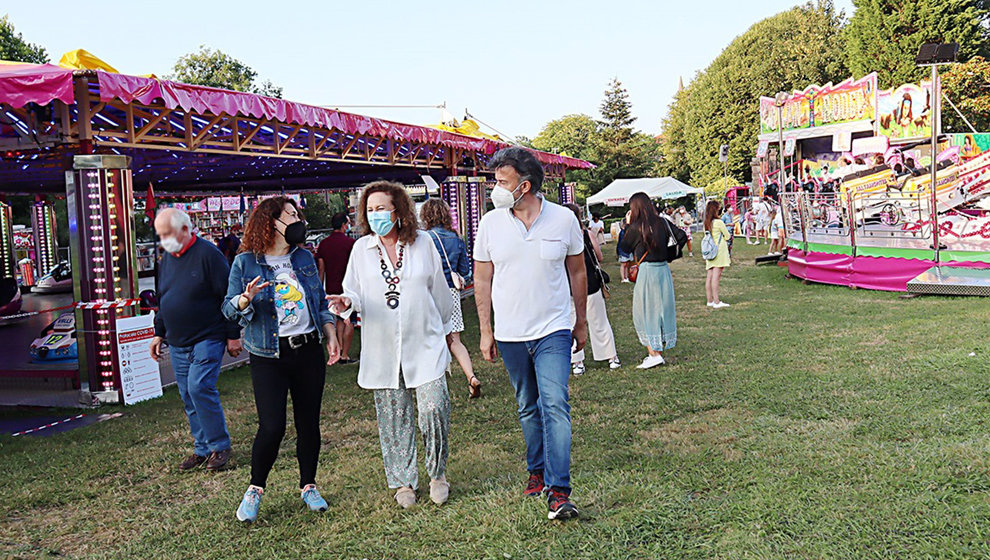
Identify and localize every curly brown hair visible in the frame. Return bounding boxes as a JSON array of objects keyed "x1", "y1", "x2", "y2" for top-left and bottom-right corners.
[
  {"x1": 419, "y1": 198, "x2": 453, "y2": 231},
  {"x1": 239, "y1": 196, "x2": 304, "y2": 254},
  {"x1": 357, "y1": 181, "x2": 419, "y2": 245}
]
